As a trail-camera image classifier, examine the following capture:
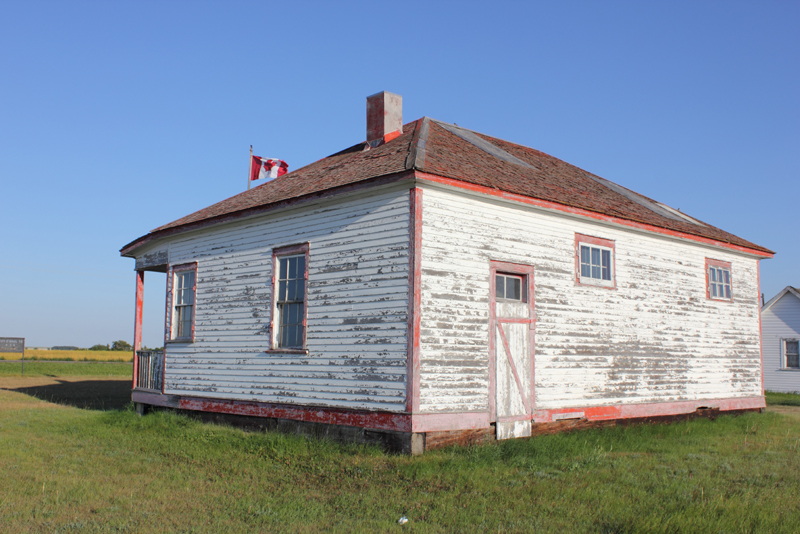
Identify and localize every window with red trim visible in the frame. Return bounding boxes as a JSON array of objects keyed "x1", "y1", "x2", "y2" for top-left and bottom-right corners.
[
  {"x1": 271, "y1": 243, "x2": 309, "y2": 351},
  {"x1": 705, "y1": 258, "x2": 732, "y2": 301},
  {"x1": 575, "y1": 233, "x2": 616, "y2": 288},
  {"x1": 168, "y1": 263, "x2": 197, "y2": 342}
]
